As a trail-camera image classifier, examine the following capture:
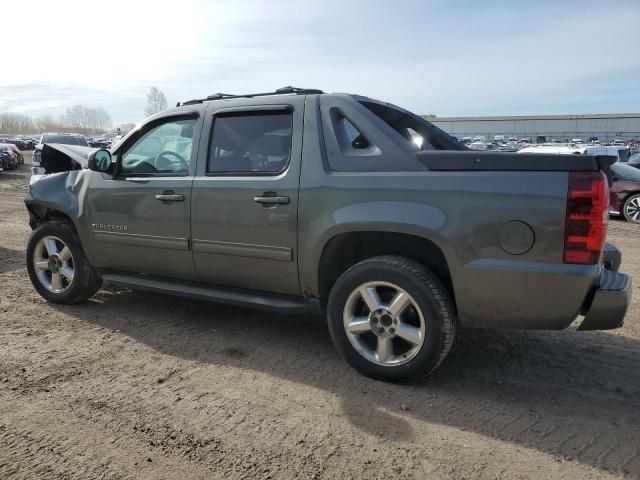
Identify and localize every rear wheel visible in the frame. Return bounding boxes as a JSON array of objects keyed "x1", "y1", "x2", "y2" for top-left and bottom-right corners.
[
  {"x1": 623, "y1": 194, "x2": 640, "y2": 223},
  {"x1": 26, "y1": 221, "x2": 102, "y2": 304},
  {"x1": 327, "y1": 255, "x2": 456, "y2": 383}
]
